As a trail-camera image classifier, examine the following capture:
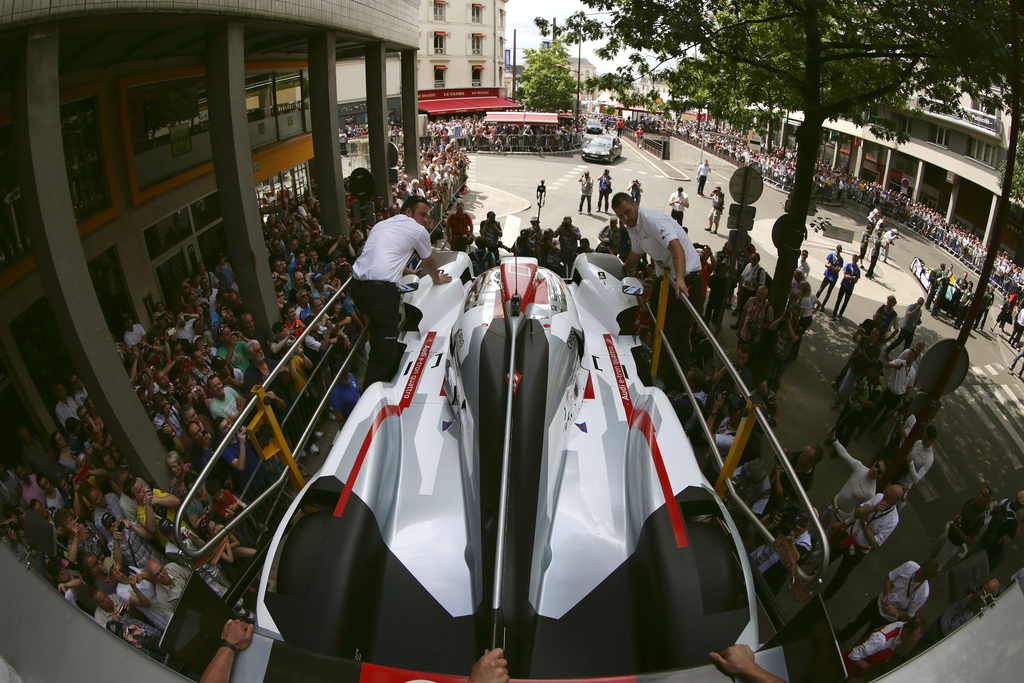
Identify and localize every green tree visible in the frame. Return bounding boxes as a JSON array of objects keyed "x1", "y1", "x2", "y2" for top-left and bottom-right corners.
[
  {"x1": 518, "y1": 40, "x2": 577, "y2": 113},
  {"x1": 1001, "y1": 135, "x2": 1024, "y2": 205},
  {"x1": 568, "y1": 0, "x2": 1008, "y2": 311}
]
